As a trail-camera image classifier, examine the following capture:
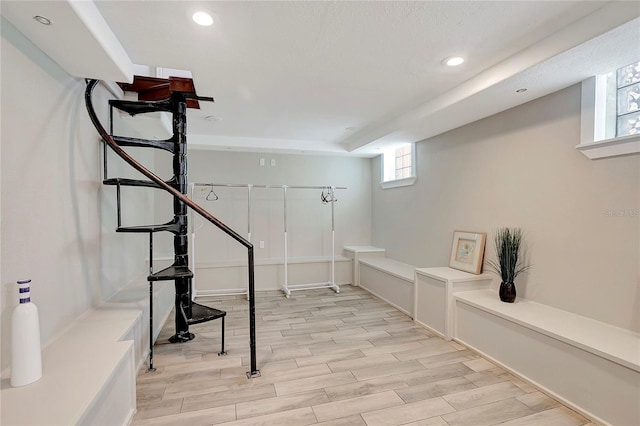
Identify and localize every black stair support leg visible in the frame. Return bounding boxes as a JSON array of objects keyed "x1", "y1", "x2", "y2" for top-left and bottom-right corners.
[
  {"x1": 148, "y1": 280, "x2": 156, "y2": 371},
  {"x1": 218, "y1": 316, "x2": 227, "y2": 356},
  {"x1": 148, "y1": 231, "x2": 157, "y2": 371},
  {"x1": 247, "y1": 246, "x2": 260, "y2": 378}
]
